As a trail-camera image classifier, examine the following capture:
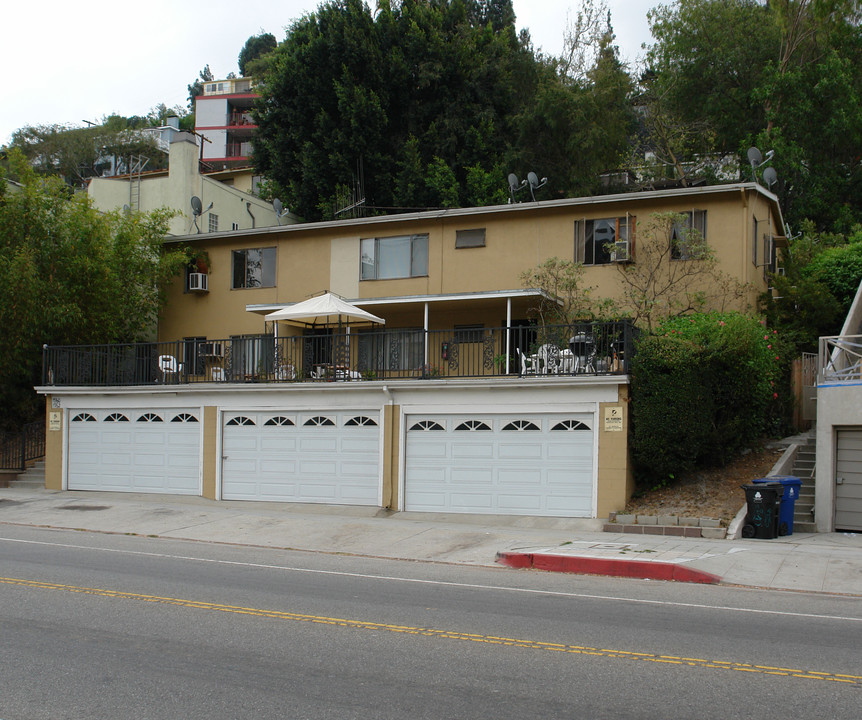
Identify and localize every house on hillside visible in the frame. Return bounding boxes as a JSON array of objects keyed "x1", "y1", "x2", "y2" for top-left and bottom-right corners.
[
  {"x1": 194, "y1": 77, "x2": 258, "y2": 168},
  {"x1": 88, "y1": 132, "x2": 297, "y2": 236},
  {"x1": 39, "y1": 182, "x2": 786, "y2": 521}
]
